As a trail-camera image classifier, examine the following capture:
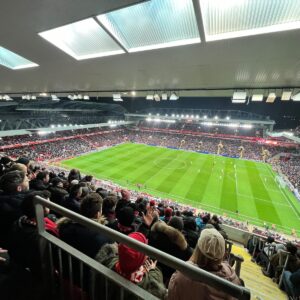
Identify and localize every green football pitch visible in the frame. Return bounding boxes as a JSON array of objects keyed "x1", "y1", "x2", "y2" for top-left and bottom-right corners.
[{"x1": 60, "y1": 143, "x2": 300, "y2": 235}]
